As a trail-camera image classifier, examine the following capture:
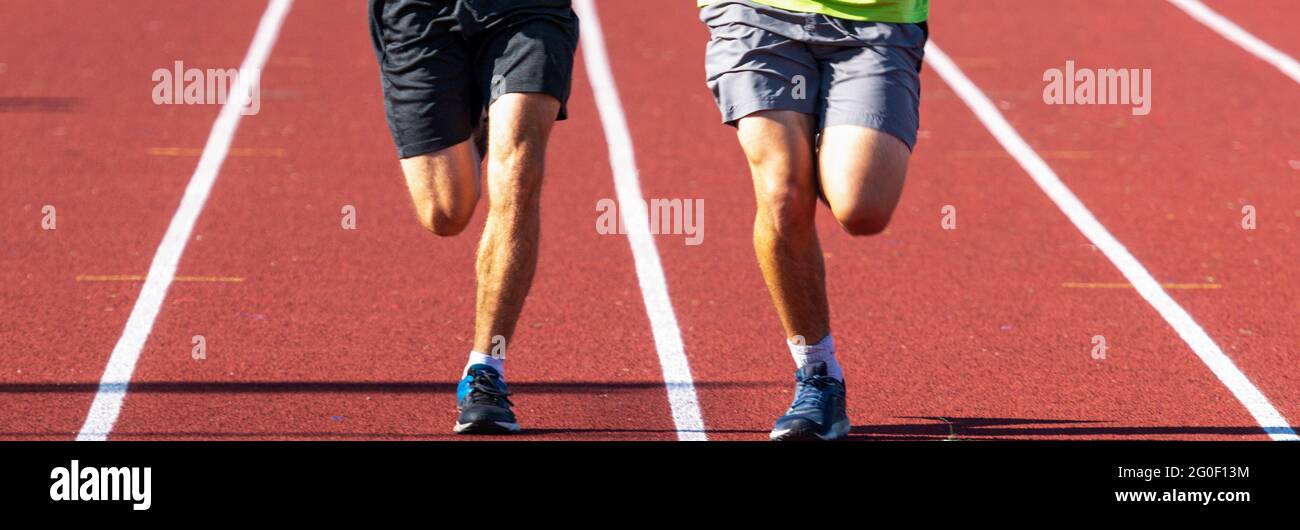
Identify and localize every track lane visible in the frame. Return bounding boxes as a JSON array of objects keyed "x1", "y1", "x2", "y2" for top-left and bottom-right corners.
[
  {"x1": 9, "y1": 1, "x2": 1292, "y2": 441},
  {"x1": 0, "y1": 1, "x2": 265, "y2": 440},
  {"x1": 934, "y1": 0, "x2": 1299, "y2": 435},
  {"x1": 107, "y1": 0, "x2": 681, "y2": 440},
  {"x1": 596, "y1": 1, "x2": 1270, "y2": 440},
  {"x1": 1199, "y1": 0, "x2": 1300, "y2": 60}
]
